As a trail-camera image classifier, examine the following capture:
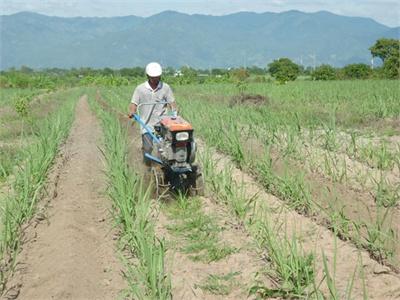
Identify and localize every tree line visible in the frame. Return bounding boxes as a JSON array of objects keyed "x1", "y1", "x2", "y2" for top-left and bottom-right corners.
[
  {"x1": 1, "y1": 38, "x2": 398, "y2": 89},
  {"x1": 268, "y1": 38, "x2": 399, "y2": 83}
]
